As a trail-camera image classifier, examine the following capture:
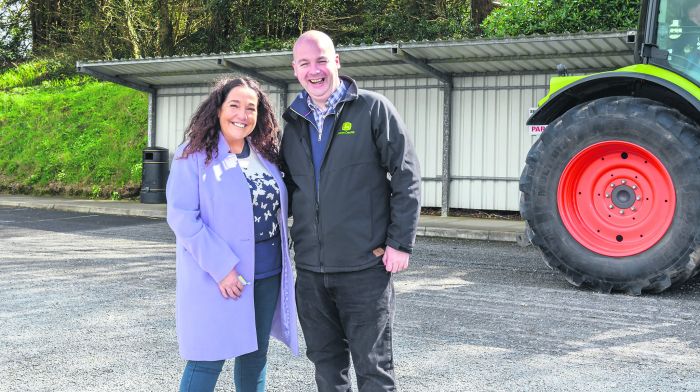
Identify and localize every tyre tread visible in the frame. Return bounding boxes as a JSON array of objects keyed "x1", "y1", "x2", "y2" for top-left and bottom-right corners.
[{"x1": 520, "y1": 97, "x2": 700, "y2": 294}]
